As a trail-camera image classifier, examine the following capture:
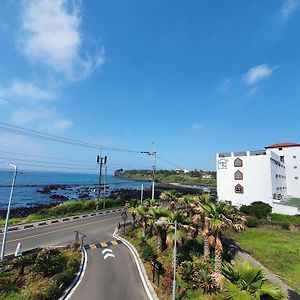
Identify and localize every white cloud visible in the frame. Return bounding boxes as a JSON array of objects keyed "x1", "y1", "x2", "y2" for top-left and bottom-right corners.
[
  {"x1": 217, "y1": 76, "x2": 232, "y2": 93},
  {"x1": 192, "y1": 122, "x2": 205, "y2": 131},
  {"x1": 43, "y1": 119, "x2": 73, "y2": 131},
  {"x1": 243, "y1": 64, "x2": 277, "y2": 86},
  {"x1": 19, "y1": 0, "x2": 105, "y2": 81},
  {"x1": 10, "y1": 107, "x2": 71, "y2": 132},
  {"x1": 280, "y1": 0, "x2": 300, "y2": 21},
  {"x1": 1, "y1": 79, "x2": 55, "y2": 101}
]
